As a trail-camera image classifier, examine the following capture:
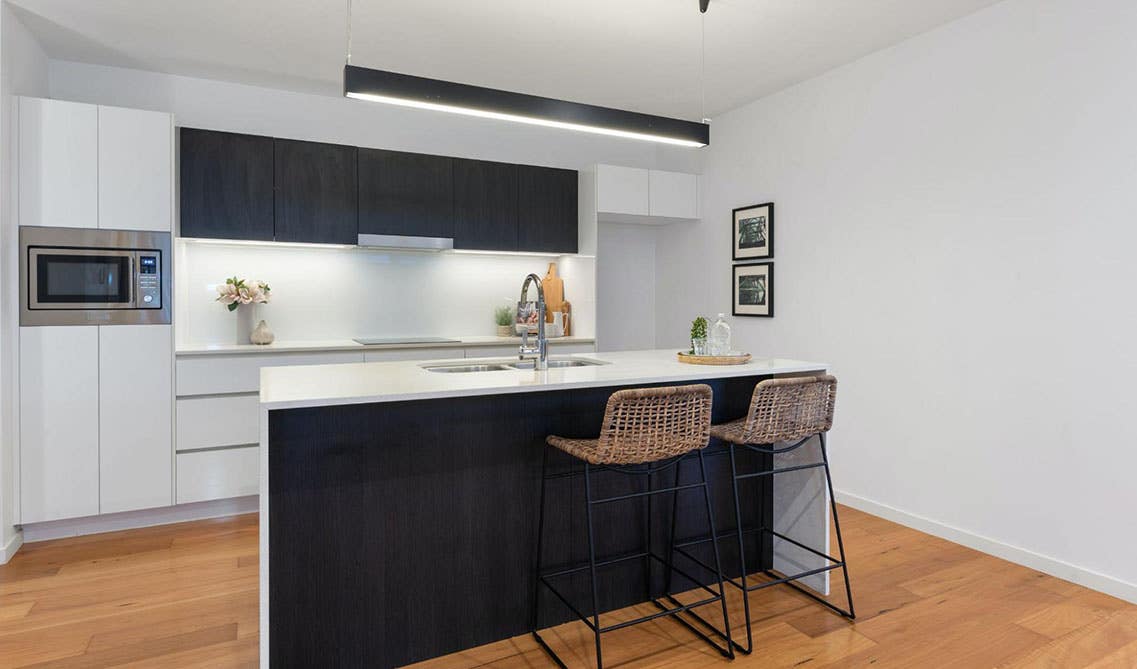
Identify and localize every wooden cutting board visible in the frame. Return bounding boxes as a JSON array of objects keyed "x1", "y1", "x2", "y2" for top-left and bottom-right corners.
[{"x1": 541, "y1": 262, "x2": 564, "y2": 322}]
